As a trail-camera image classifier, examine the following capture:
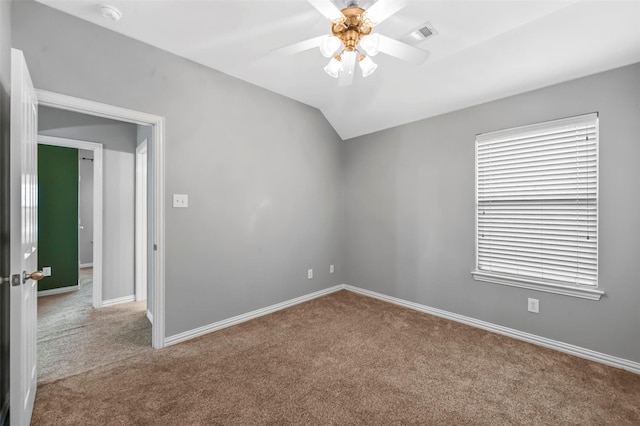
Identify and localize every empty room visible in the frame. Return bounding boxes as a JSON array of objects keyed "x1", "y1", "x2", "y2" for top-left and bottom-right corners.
[{"x1": 1, "y1": 0, "x2": 640, "y2": 425}]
